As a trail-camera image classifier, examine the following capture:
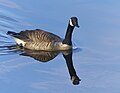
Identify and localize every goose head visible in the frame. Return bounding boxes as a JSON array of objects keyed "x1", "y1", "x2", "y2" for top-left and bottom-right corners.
[
  {"x1": 63, "y1": 17, "x2": 80, "y2": 46},
  {"x1": 69, "y1": 17, "x2": 80, "y2": 28}
]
